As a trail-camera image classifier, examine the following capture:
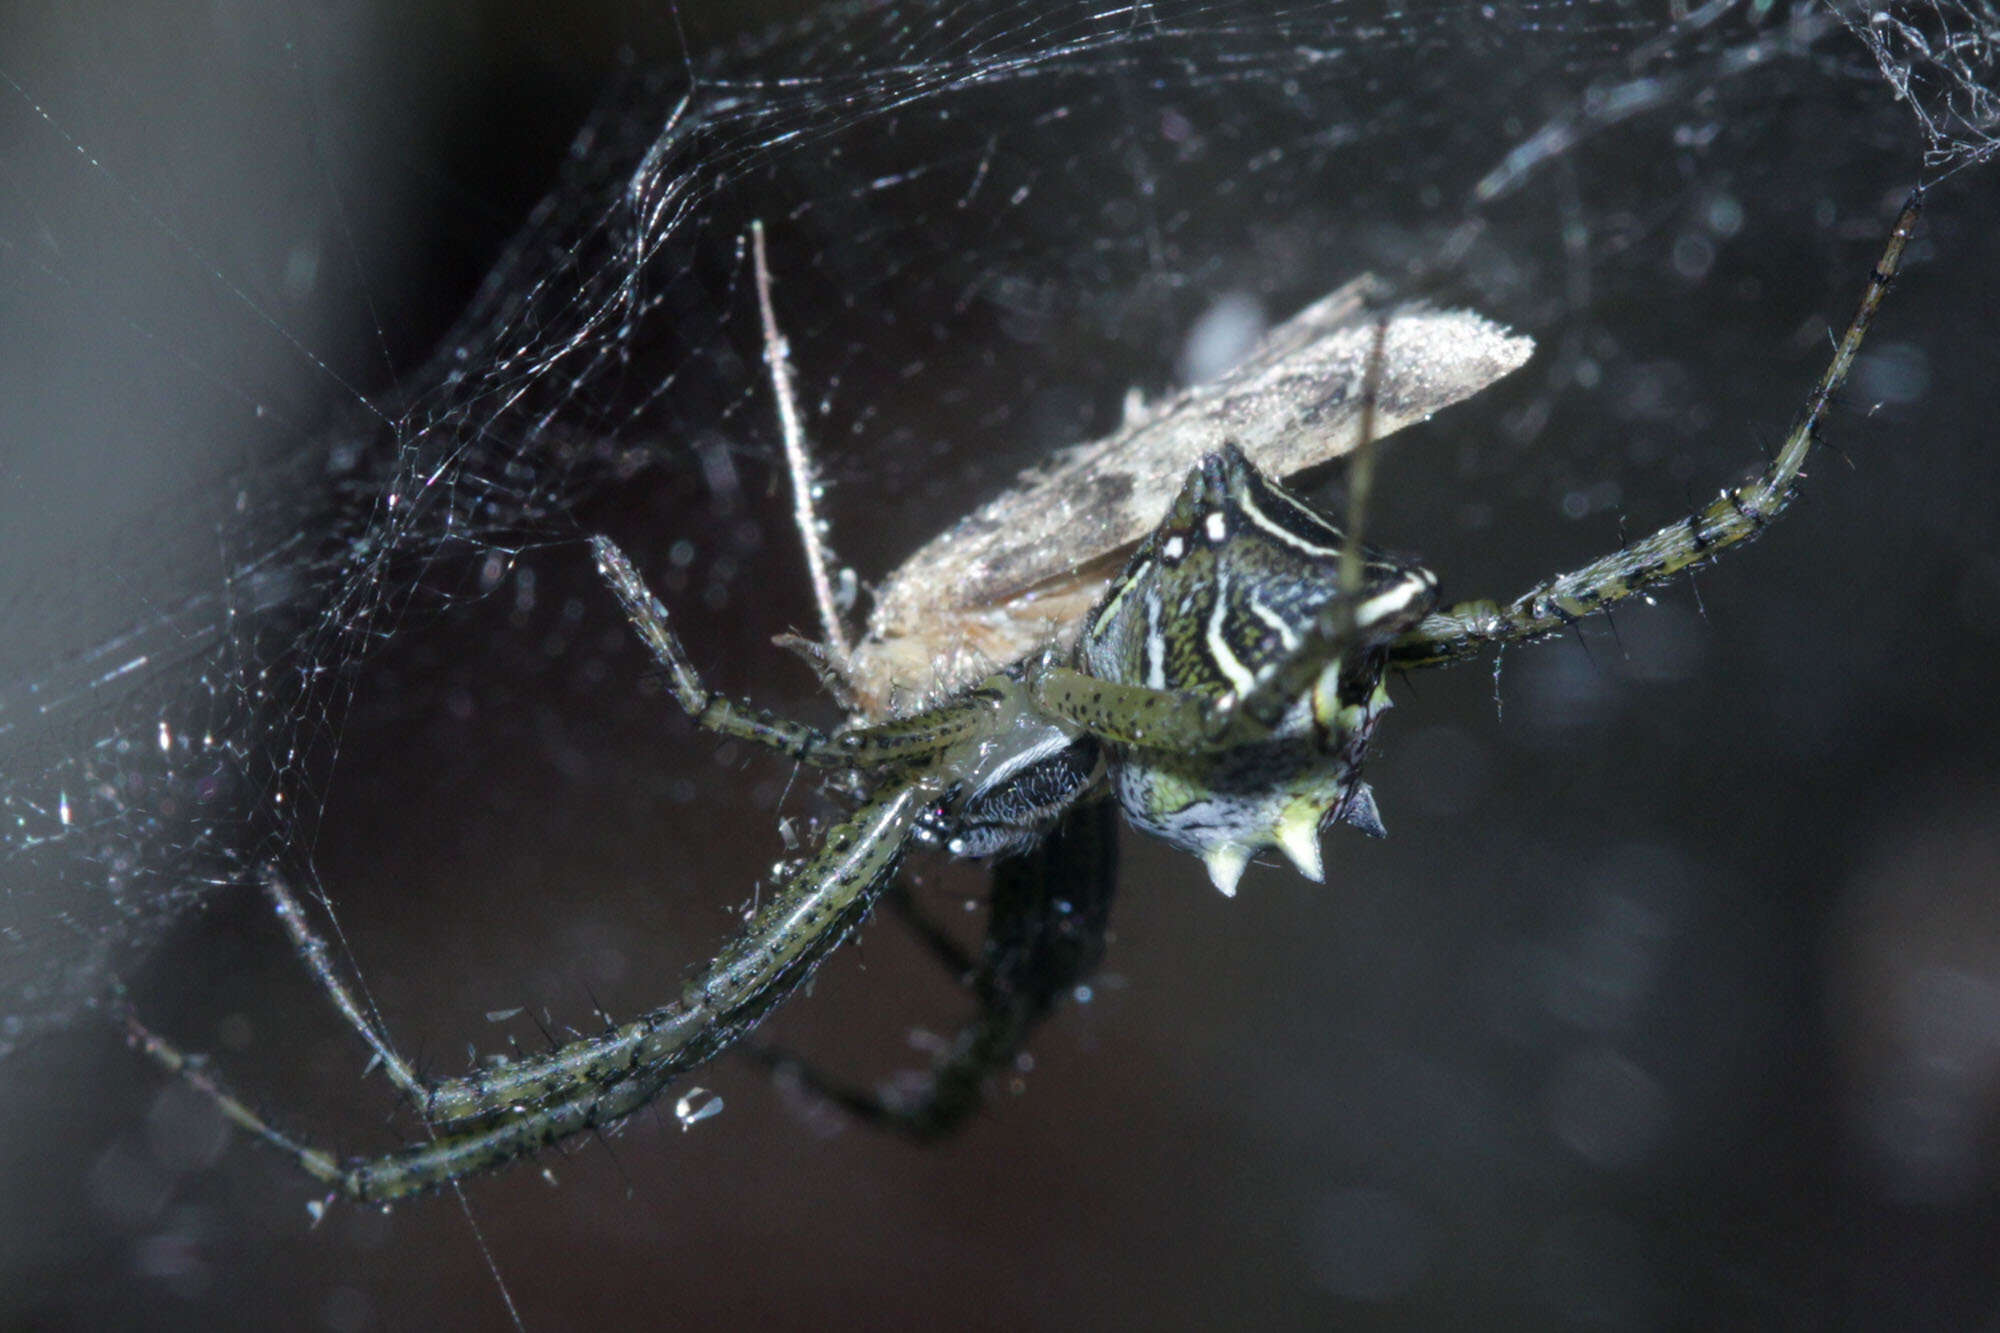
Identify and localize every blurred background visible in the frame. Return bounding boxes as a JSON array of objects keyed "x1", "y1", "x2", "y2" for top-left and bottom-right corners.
[{"x1": 4, "y1": 1, "x2": 2000, "y2": 1328}]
